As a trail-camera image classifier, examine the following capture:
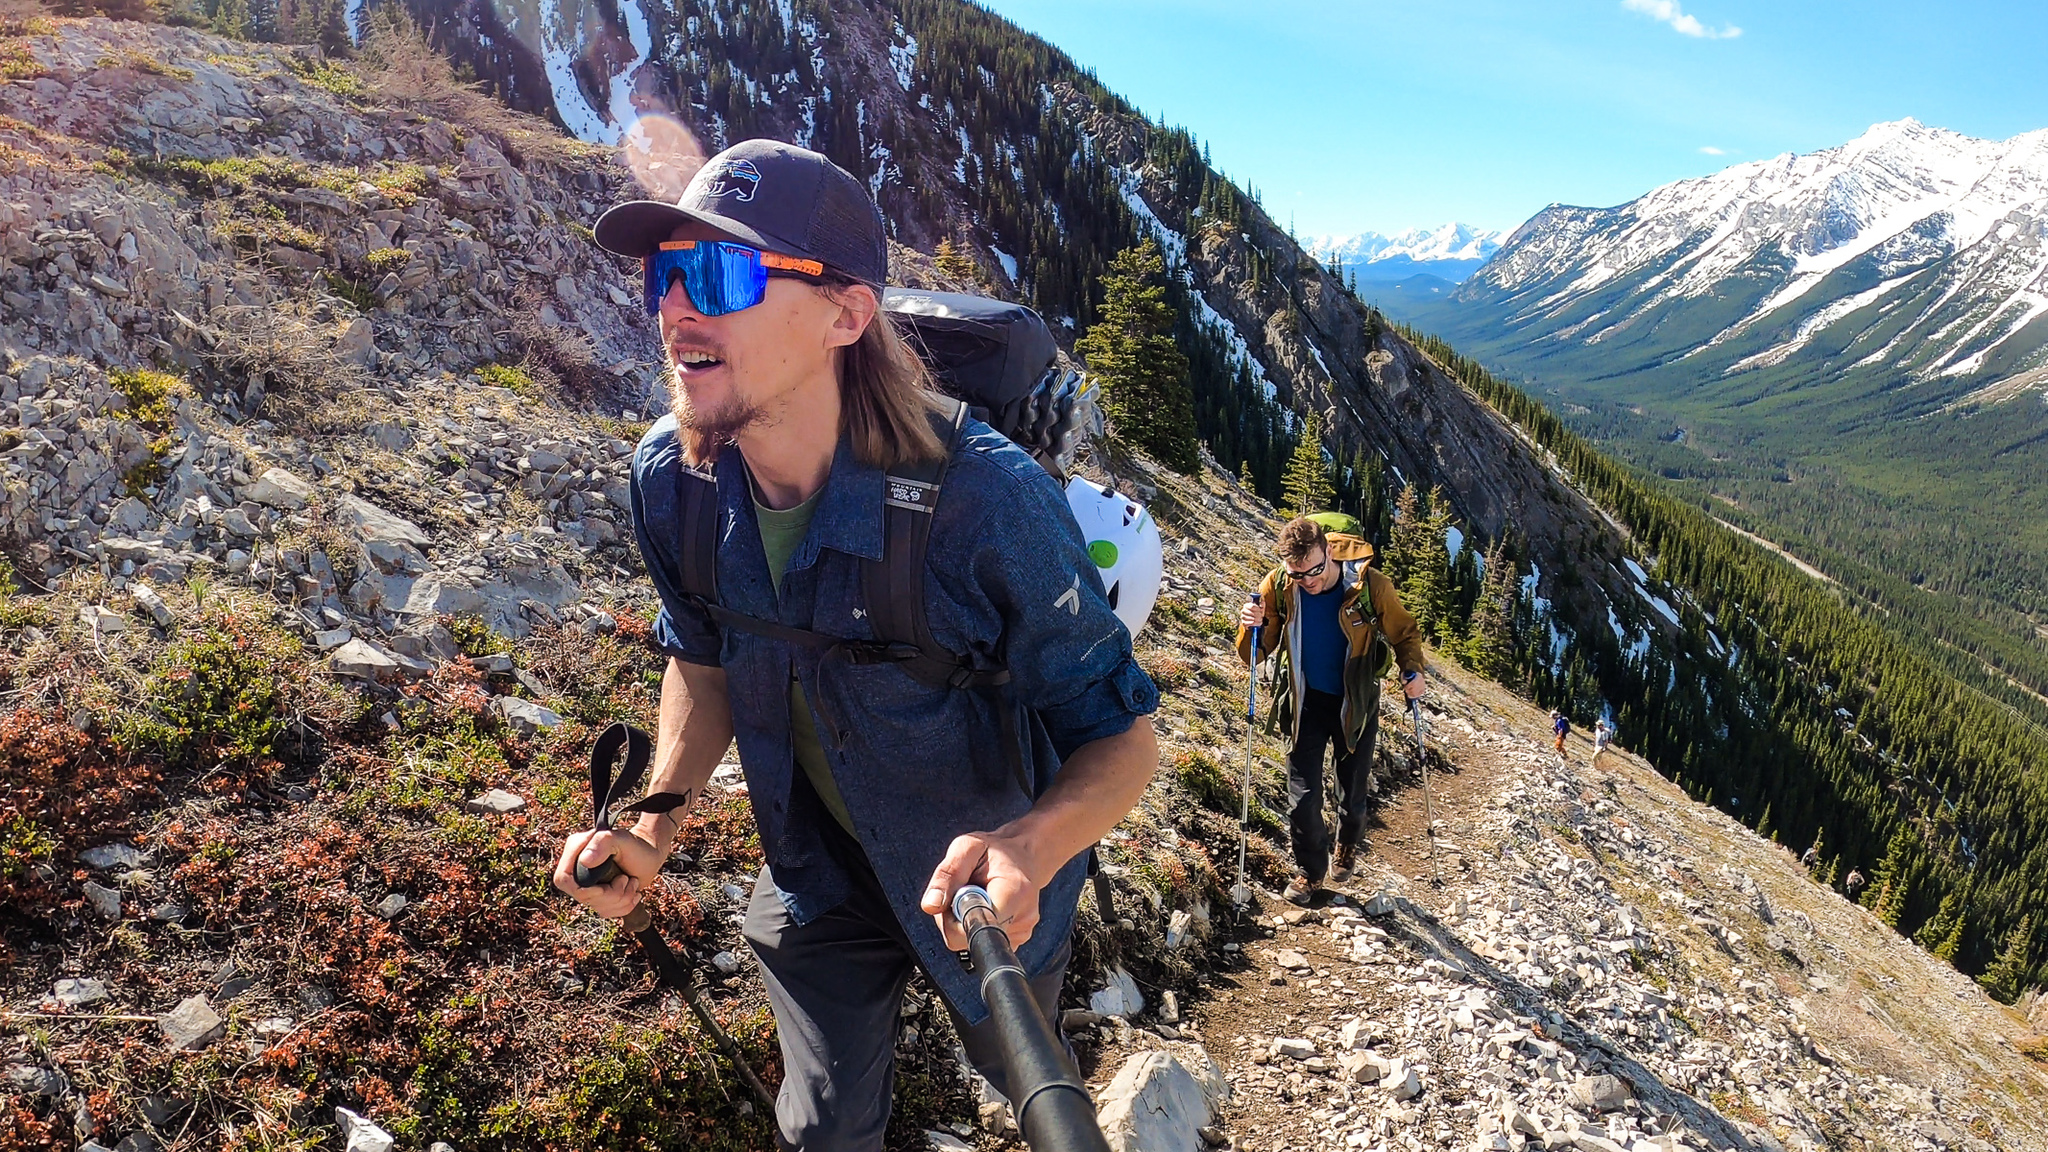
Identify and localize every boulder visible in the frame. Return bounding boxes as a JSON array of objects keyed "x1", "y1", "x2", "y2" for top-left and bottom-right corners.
[
  {"x1": 464, "y1": 788, "x2": 527, "y2": 815},
  {"x1": 1089, "y1": 965, "x2": 1145, "y2": 1018},
  {"x1": 80, "y1": 843, "x2": 149, "y2": 870},
  {"x1": 1339, "y1": 1050, "x2": 1391, "y2": 1084},
  {"x1": 334, "y1": 1107, "x2": 394, "y2": 1152},
  {"x1": 1096, "y1": 1050, "x2": 1214, "y2": 1152},
  {"x1": 51, "y1": 977, "x2": 109, "y2": 1009},
  {"x1": 242, "y1": 468, "x2": 314, "y2": 510},
  {"x1": 491, "y1": 695, "x2": 561, "y2": 736},
  {"x1": 129, "y1": 583, "x2": 174, "y2": 627},
  {"x1": 83, "y1": 880, "x2": 122, "y2": 919},
  {"x1": 329, "y1": 638, "x2": 400, "y2": 680},
  {"x1": 1269, "y1": 1037, "x2": 1316, "y2": 1060},
  {"x1": 335, "y1": 318, "x2": 378, "y2": 368},
  {"x1": 159, "y1": 996, "x2": 225, "y2": 1051},
  {"x1": 335, "y1": 495, "x2": 430, "y2": 550},
  {"x1": 1569, "y1": 1074, "x2": 1634, "y2": 1113}
]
